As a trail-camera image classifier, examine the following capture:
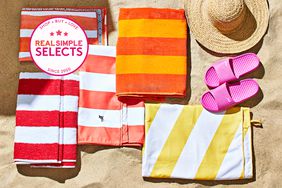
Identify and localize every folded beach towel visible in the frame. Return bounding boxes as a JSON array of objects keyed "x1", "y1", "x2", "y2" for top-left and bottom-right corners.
[
  {"x1": 116, "y1": 8, "x2": 187, "y2": 98},
  {"x1": 19, "y1": 7, "x2": 107, "y2": 62},
  {"x1": 14, "y1": 72, "x2": 79, "y2": 168},
  {"x1": 143, "y1": 104, "x2": 253, "y2": 180},
  {"x1": 78, "y1": 45, "x2": 145, "y2": 146}
]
